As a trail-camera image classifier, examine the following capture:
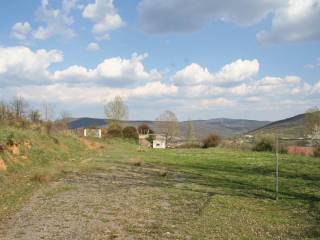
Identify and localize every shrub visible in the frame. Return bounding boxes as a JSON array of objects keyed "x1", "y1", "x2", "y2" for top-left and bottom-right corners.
[
  {"x1": 107, "y1": 123, "x2": 123, "y2": 138},
  {"x1": 123, "y1": 126, "x2": 138, "y2": 140},
  {"x1": 253, "y1": 135, "x2": 274, "y2": 152},
  {"x1": 314, "y1": 145, "x2": 320, "y2": 158},
  {"x1": 45, "y1": 121, "x2": 54, "y2": 135},
  {"x1": 279, "y1": 146, "x2": 288, "y2": 154},
  {"x1": 202, "y1": 133, "x2": 221, "y2": 148}
]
